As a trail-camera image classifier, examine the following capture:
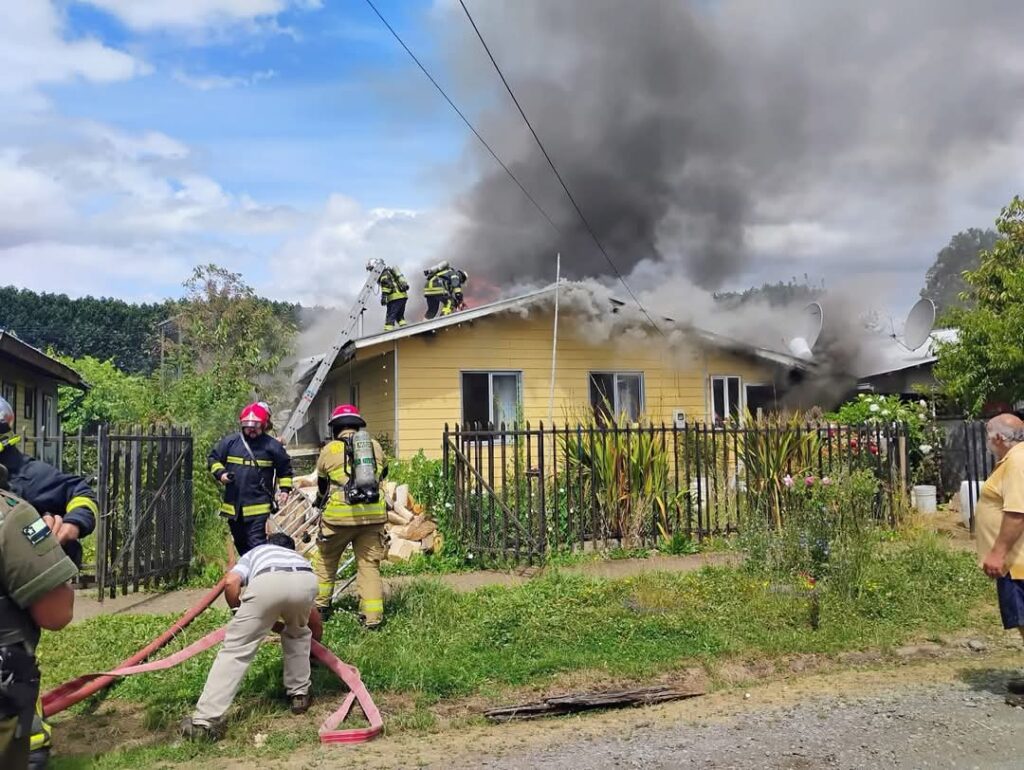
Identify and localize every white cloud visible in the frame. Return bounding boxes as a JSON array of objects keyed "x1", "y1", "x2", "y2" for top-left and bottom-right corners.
[
  {"x1": 0, "y1": 1, "x2": 147, "y2": 107},
  {"x1": 172, "y1": 68, "x2": 277, "y2": 91},
  {"x1": 82, "y1": 0, "x2": 321, "y2": 31},
  {"x1": 270, "y1": 196, "x2": 462, "y2": 306}
]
